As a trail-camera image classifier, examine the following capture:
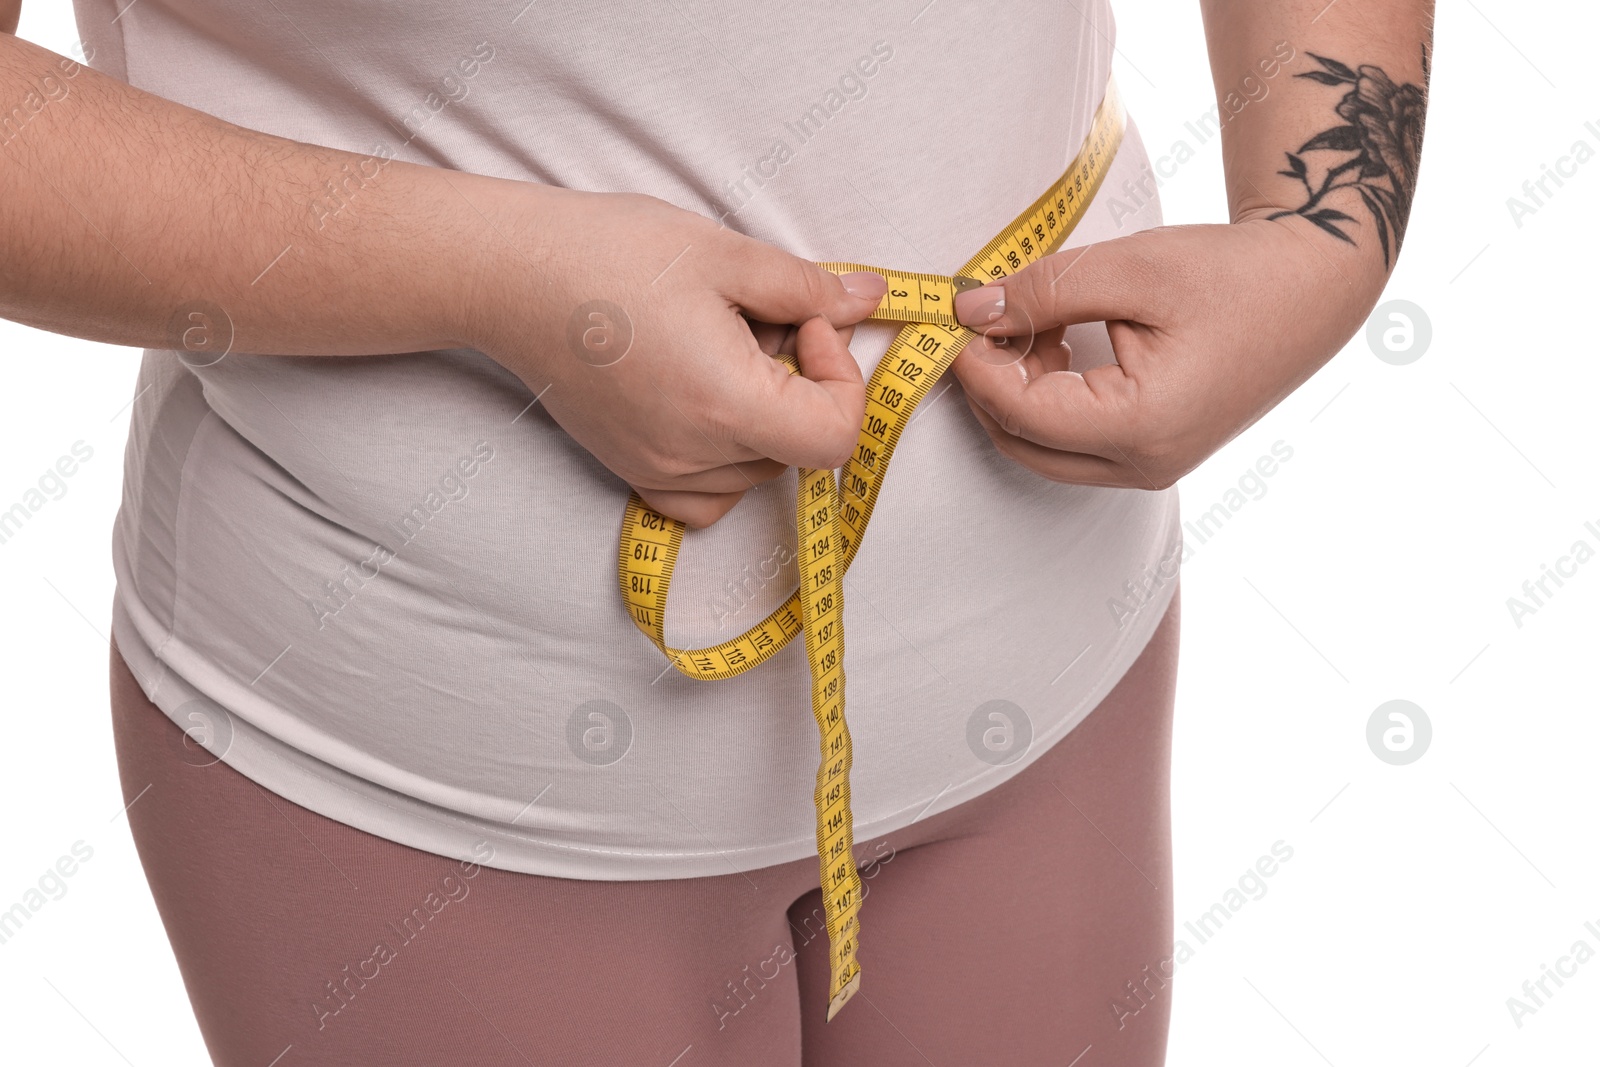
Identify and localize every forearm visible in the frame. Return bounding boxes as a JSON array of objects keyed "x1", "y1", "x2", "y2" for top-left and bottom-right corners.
[
  {"x1": 0, "y1": 30, "x2": 521, "y2": 356},
  {"x1": 1198, "y1": 0, "x2": 1434, "y2": 278}
]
